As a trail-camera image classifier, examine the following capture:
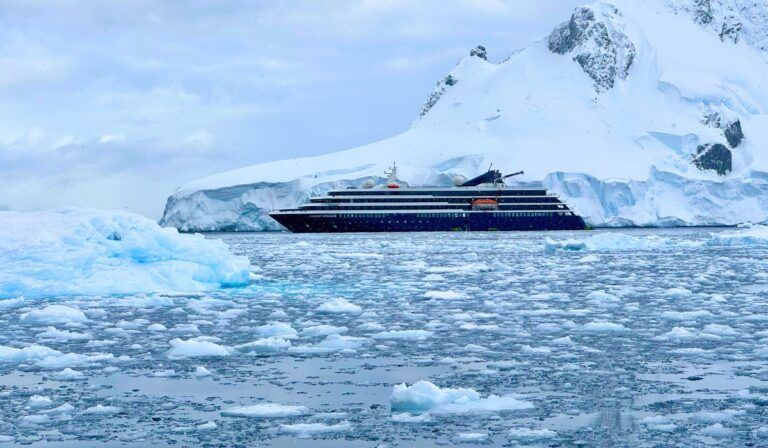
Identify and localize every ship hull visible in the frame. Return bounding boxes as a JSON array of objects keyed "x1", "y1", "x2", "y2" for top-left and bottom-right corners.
[{"x1": 270, "y1": 212, "x2": 587, "y2": 233}]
